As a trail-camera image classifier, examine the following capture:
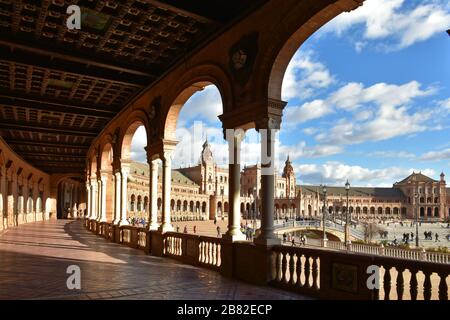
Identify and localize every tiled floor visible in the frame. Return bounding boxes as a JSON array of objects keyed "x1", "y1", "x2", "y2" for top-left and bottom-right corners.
[{"x1": 0, "y1": 220, "x2": 311, "y2": 300}]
